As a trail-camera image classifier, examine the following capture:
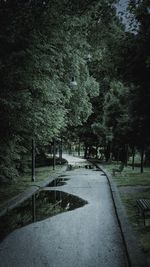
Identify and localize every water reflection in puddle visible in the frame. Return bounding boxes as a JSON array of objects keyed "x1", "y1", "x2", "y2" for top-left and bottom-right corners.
[
  {"x1": 47, "y1": 178, "x2": 70, "y2": 187},
  {"x1": 58, "y1": 175, "x2": 69, "y2": 178},
  {"x1": 0, "y1": 190, "x2": 88, "y2": 241}
]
